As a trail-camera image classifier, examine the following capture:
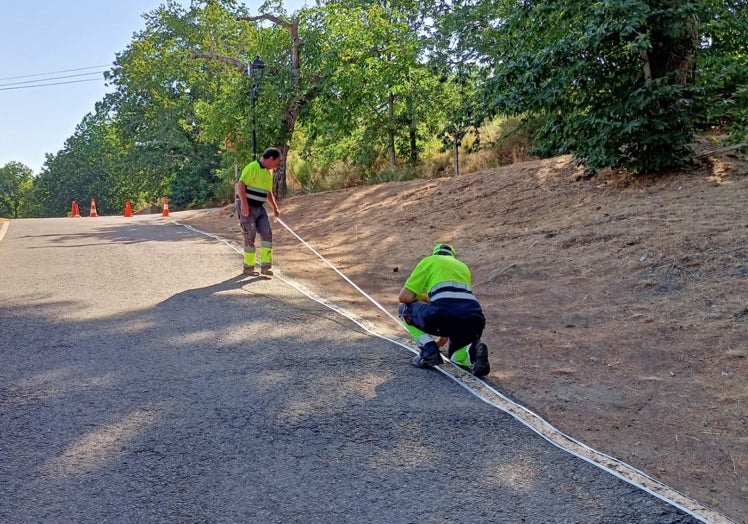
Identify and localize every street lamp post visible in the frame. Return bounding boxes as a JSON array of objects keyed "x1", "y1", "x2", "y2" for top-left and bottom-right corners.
[{"x1": 249, "y1": 55, "x2": 266, "y2": 160}]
